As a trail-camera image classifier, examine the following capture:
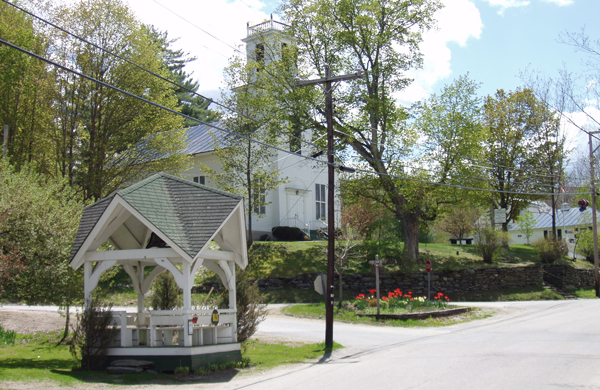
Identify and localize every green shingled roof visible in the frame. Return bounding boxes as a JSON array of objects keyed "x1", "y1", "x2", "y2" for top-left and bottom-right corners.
[{"x1": 70, "y1": 173, "x2": 243, "y2": 263}]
